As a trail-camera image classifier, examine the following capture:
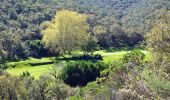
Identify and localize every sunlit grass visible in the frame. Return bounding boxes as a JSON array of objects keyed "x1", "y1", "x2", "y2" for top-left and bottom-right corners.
[
  {"x1": 6, "y1": 50, "x2": 151, "y2": 78},
  {"x1": 6, "y1": 64, "x2": 53, "y2": 79},
  {"x1": 96, "y1": 50, "x2": 151, "y2": 63},
  {"x1": 7, "y1": 57, "x2": 54, "y2": 68},
  {"x1": 6, "y1": 57, "x2": 54, "y2": 79}
]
